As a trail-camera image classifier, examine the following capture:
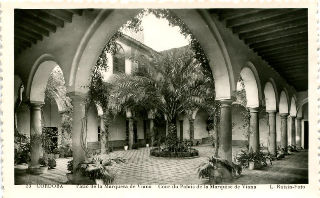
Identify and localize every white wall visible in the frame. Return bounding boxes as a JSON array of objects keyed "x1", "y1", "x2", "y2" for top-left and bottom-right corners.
[
  {"x1": 87, "y1": 104, "x2": 99, "y2": 142},
  {"x1": 109, "y1": 115, "x2": 127, "y2": 141}
]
